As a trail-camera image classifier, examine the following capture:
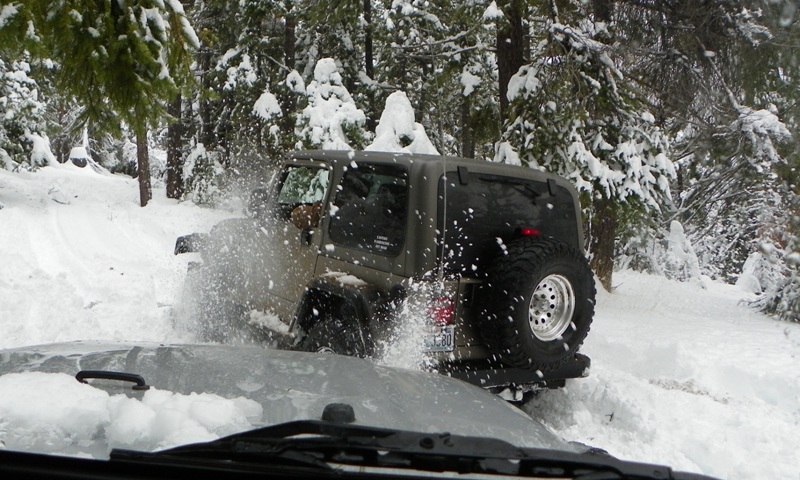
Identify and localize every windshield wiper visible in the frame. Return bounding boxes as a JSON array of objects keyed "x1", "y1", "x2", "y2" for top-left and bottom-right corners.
[{"x1": 110, "y1": 420, "x2": 715, "y2": 479}]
